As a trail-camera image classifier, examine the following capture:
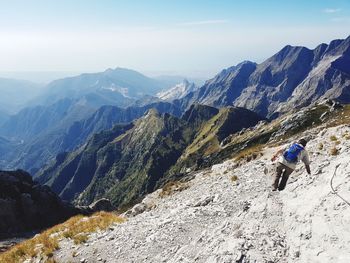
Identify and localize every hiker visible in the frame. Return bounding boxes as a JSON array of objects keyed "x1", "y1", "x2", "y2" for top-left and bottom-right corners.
[{"x1": 271, "y1": 138, "x2": 311, "y2": 191}]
